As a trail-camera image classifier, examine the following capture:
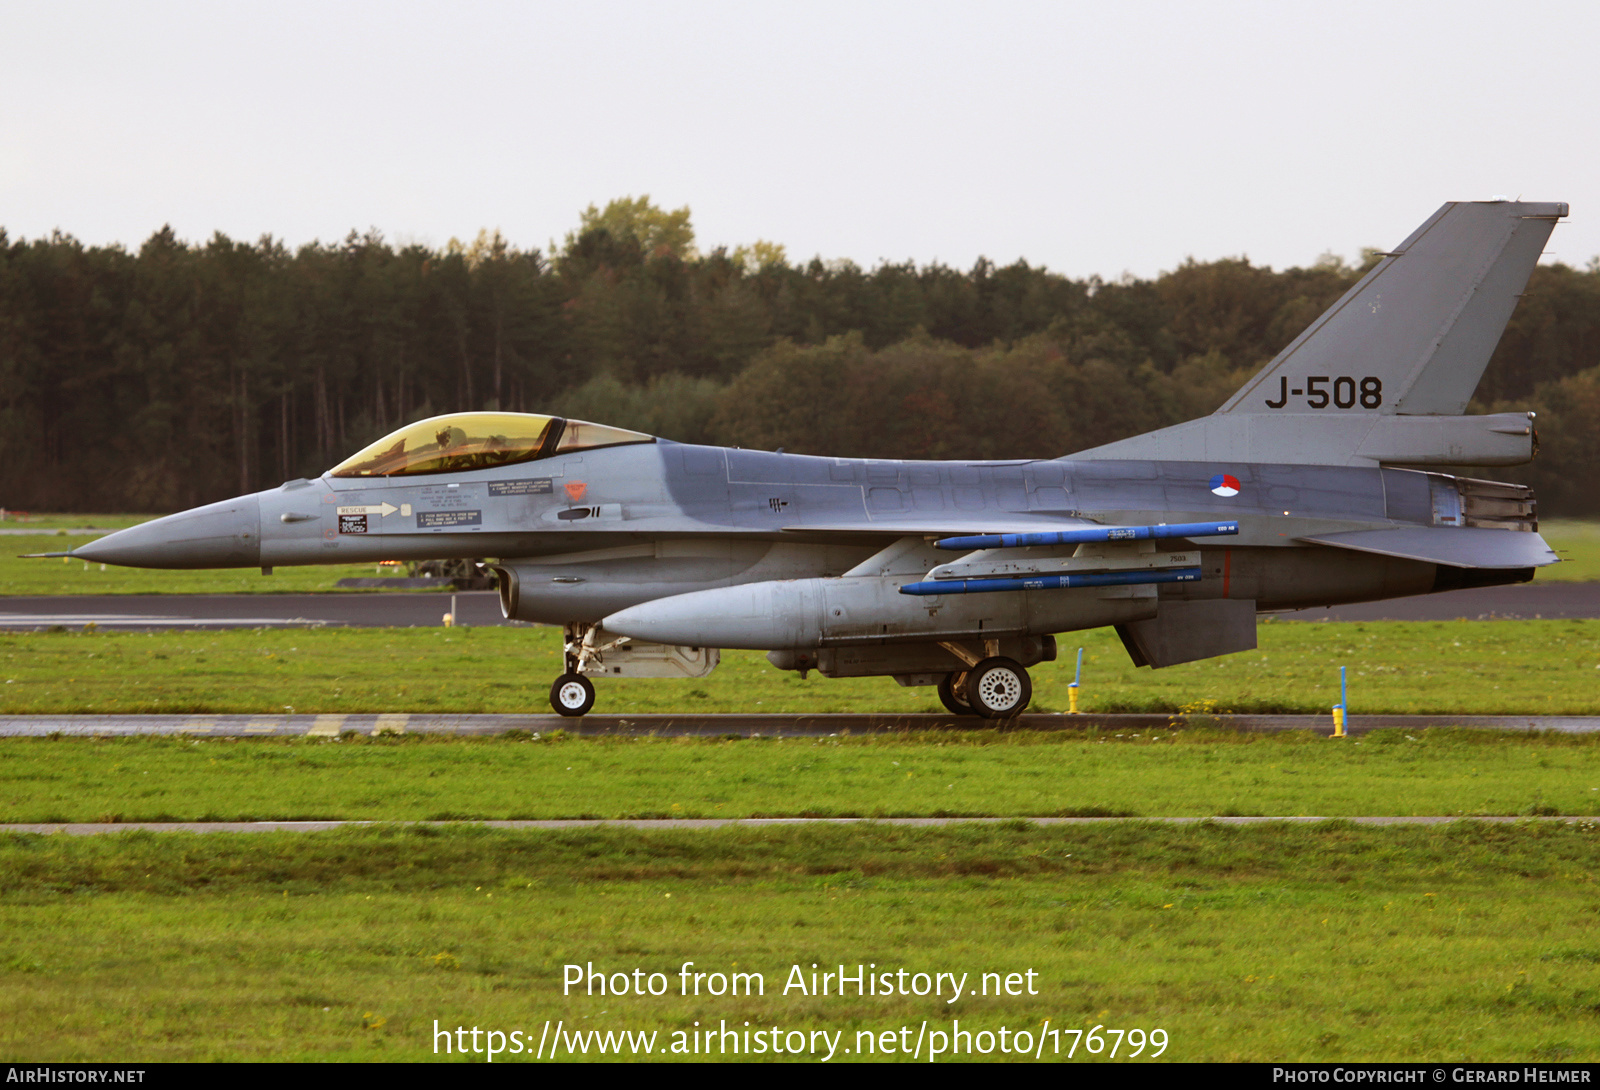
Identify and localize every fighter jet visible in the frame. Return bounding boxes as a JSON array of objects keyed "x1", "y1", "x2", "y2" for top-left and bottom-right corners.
[{"x1": 44, "y1": 200, "x2": 1565, "y2": 717}]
